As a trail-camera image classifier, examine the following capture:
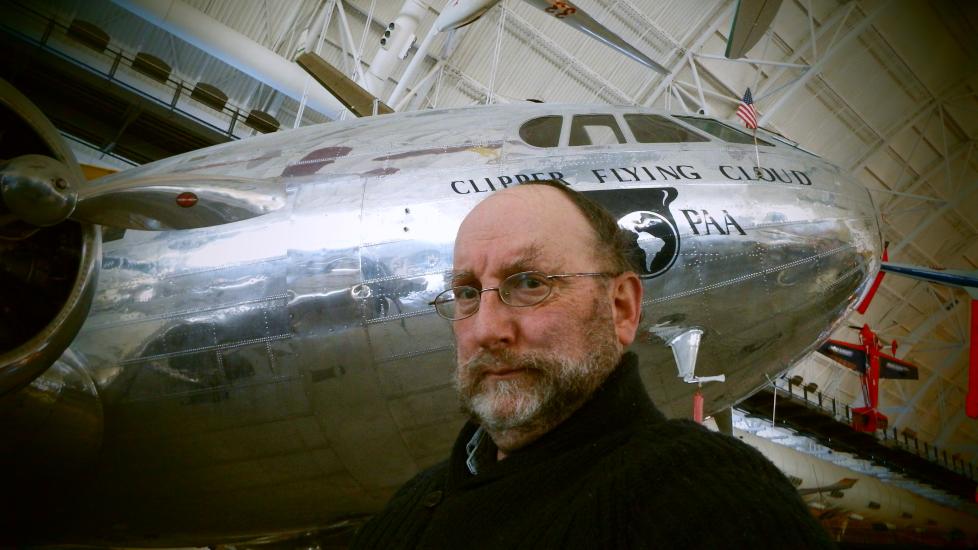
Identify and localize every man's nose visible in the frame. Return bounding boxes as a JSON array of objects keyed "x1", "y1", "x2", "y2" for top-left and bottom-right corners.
[{"x1": 469, "y1": 289, "x2": 516, "y2": 350}]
